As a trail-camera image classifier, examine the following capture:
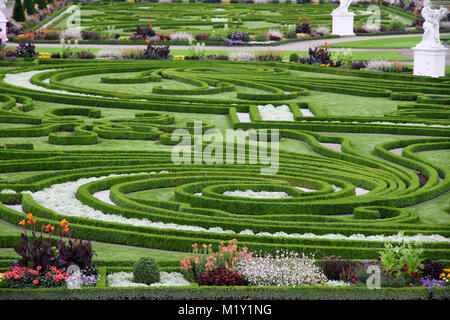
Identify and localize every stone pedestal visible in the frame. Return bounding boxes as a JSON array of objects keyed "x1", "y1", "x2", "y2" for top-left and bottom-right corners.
[
  {"x1": 331, "y1": 12, "x2": 355, "y2": 36},
  {"x1": 412, "y1": 46, "x2": 448, "y2": 78}
]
